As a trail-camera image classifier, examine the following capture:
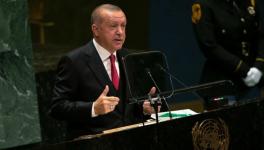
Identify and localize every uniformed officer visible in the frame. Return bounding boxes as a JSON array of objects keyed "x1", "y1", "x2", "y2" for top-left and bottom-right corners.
[{"x1": 192, "y1": 0, "x2": 264, "y2": 102}]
